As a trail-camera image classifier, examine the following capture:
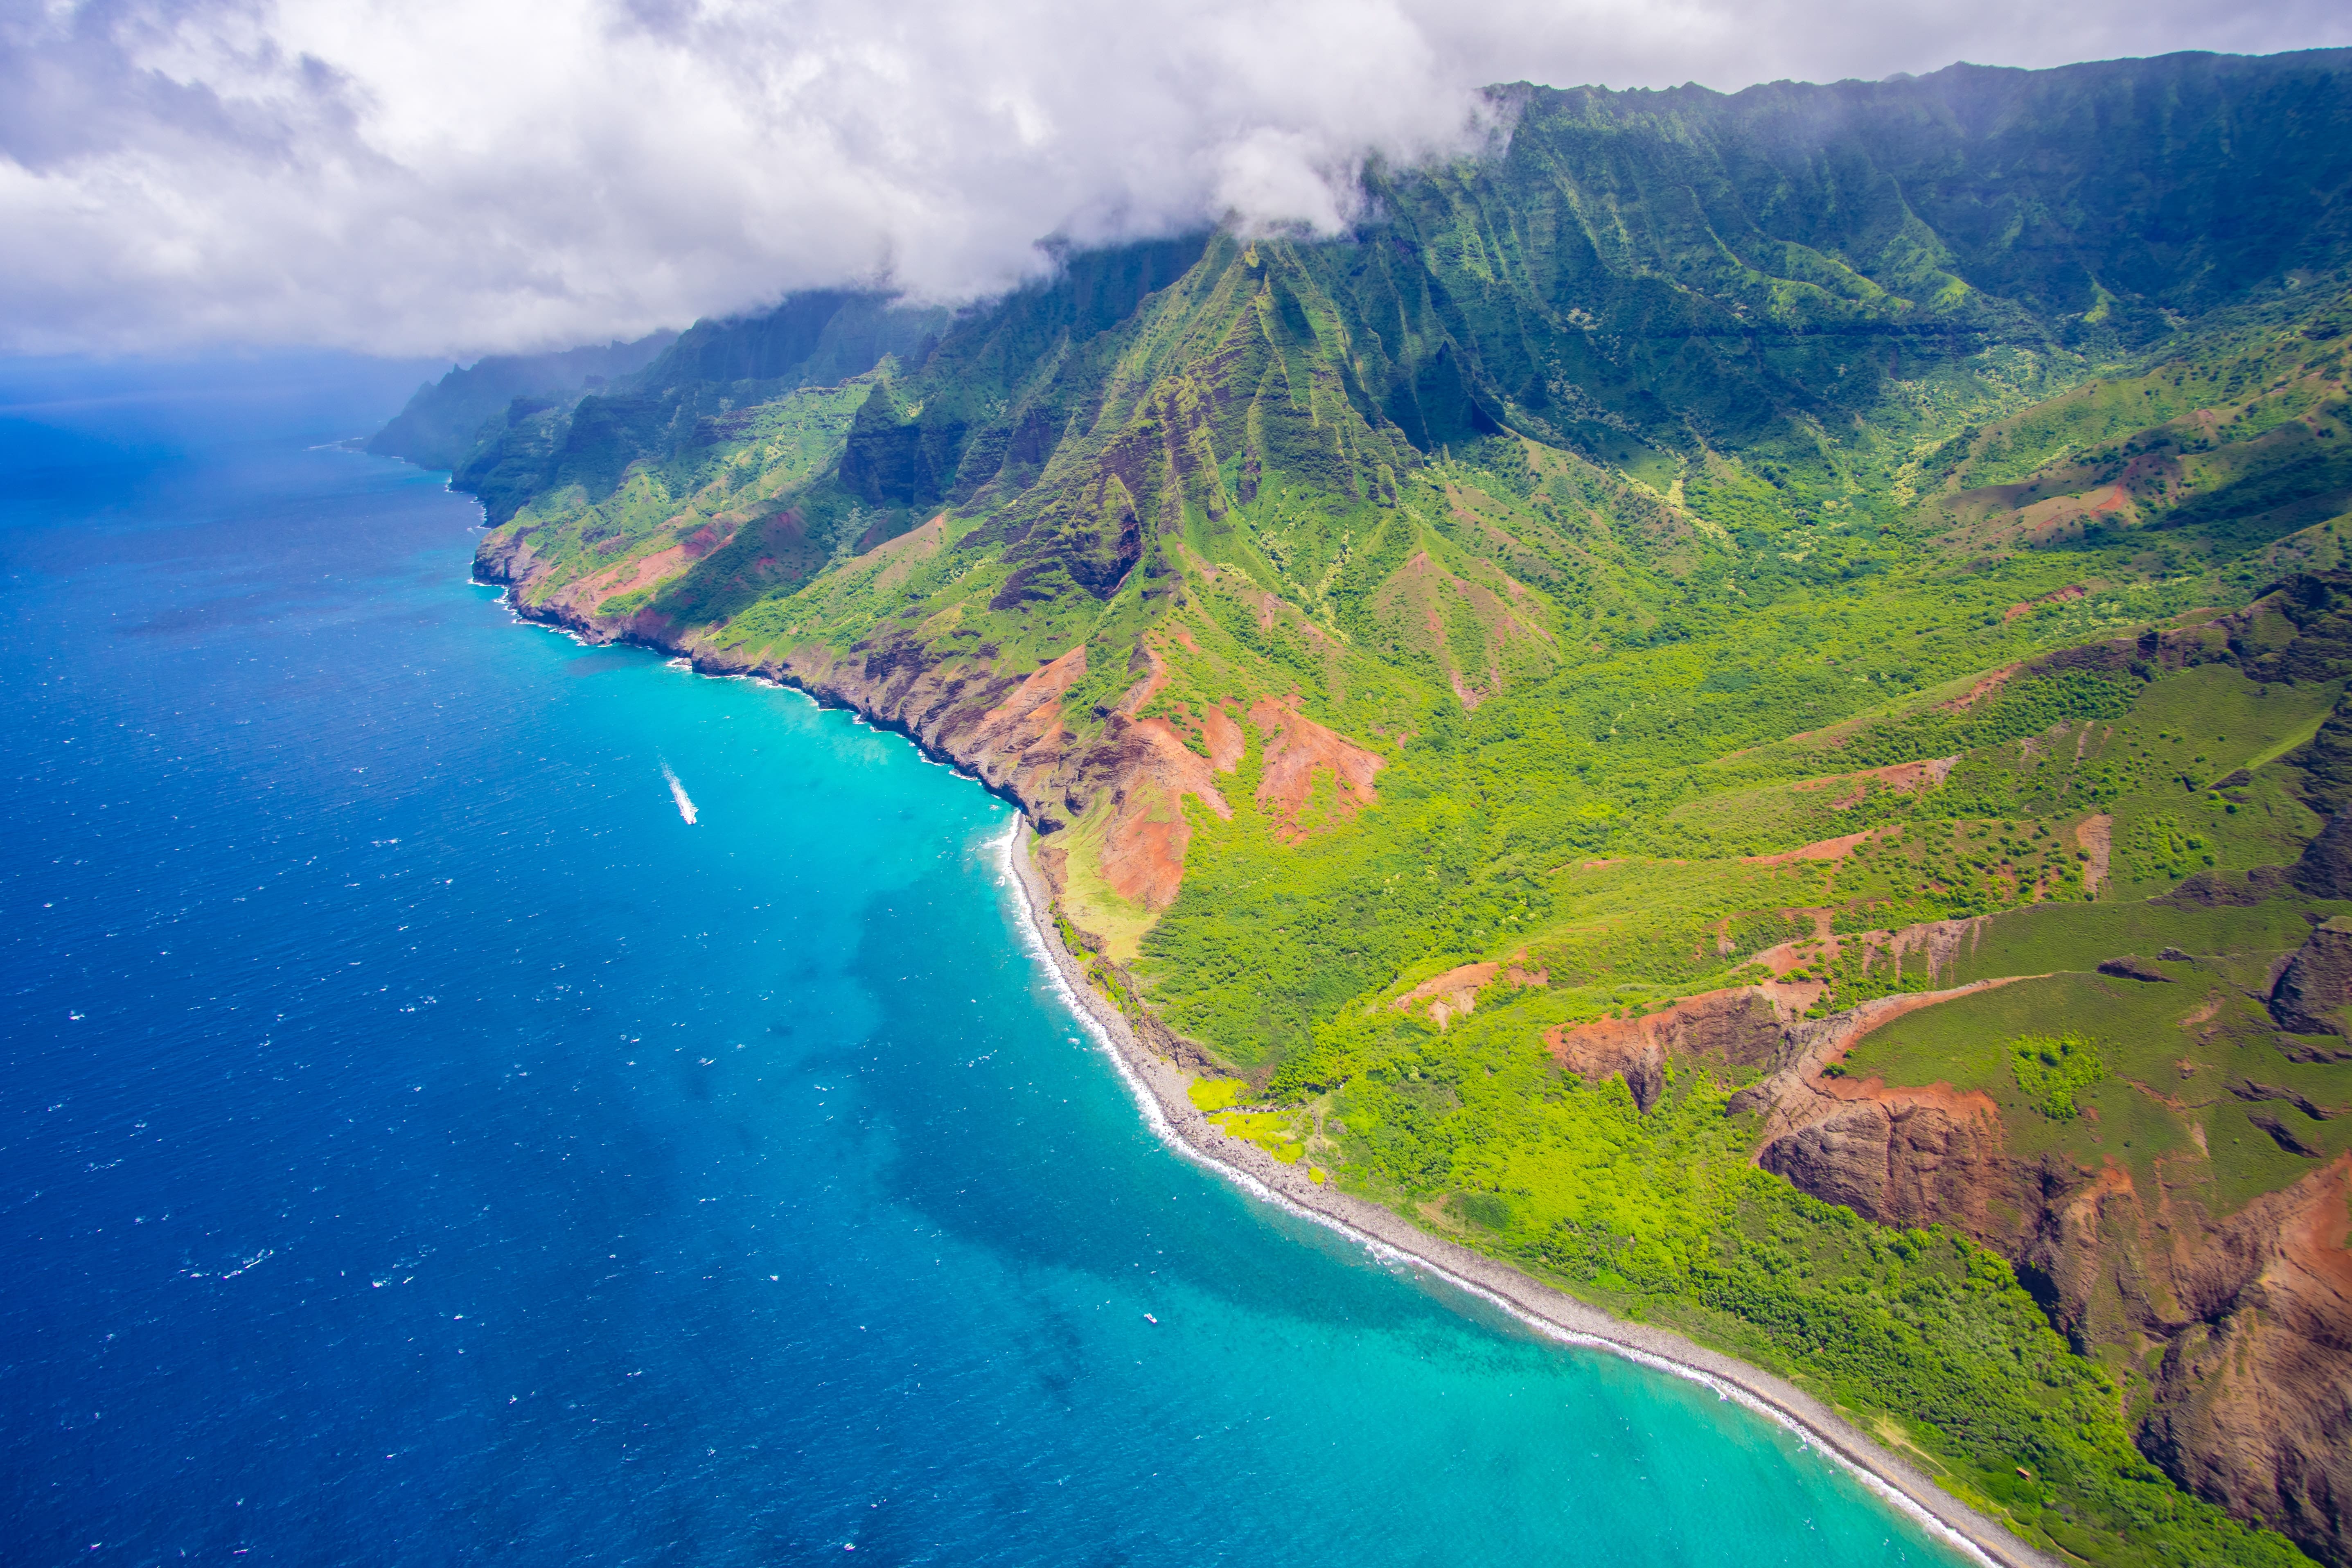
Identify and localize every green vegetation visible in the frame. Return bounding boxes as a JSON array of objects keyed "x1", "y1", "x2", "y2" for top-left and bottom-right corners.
[
  {"x1": 1846, "y1": 953, "x2": 2352, "y2": 1217},
  {"x1": 1333, "y1": 1050, "x2": 2300, "y2": 1568},
  {"x1": 2008, "y1": 1033, "x2": 2108, "y2": 1120},
  {"x1": 1209, "y1": 1108, "x2": 1308, "y2": 1164},
  {"x1": 396, "y1": 51, "x2": 2352, "y2": 1567},
  {"x1": 1185, "y1": 1077, "x2": 1245, "y2": 1112}
]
